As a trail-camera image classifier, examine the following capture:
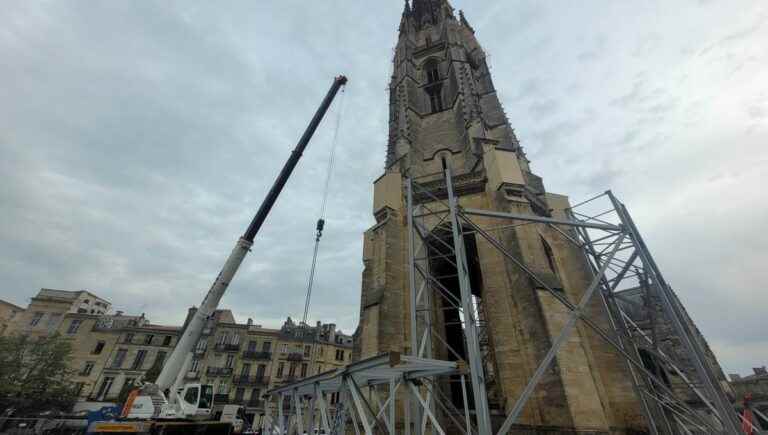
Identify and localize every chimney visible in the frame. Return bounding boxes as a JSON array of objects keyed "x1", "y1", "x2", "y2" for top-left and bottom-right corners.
[{"x1": 753, "y1": 367, "x2": 767, "y2": 376}]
